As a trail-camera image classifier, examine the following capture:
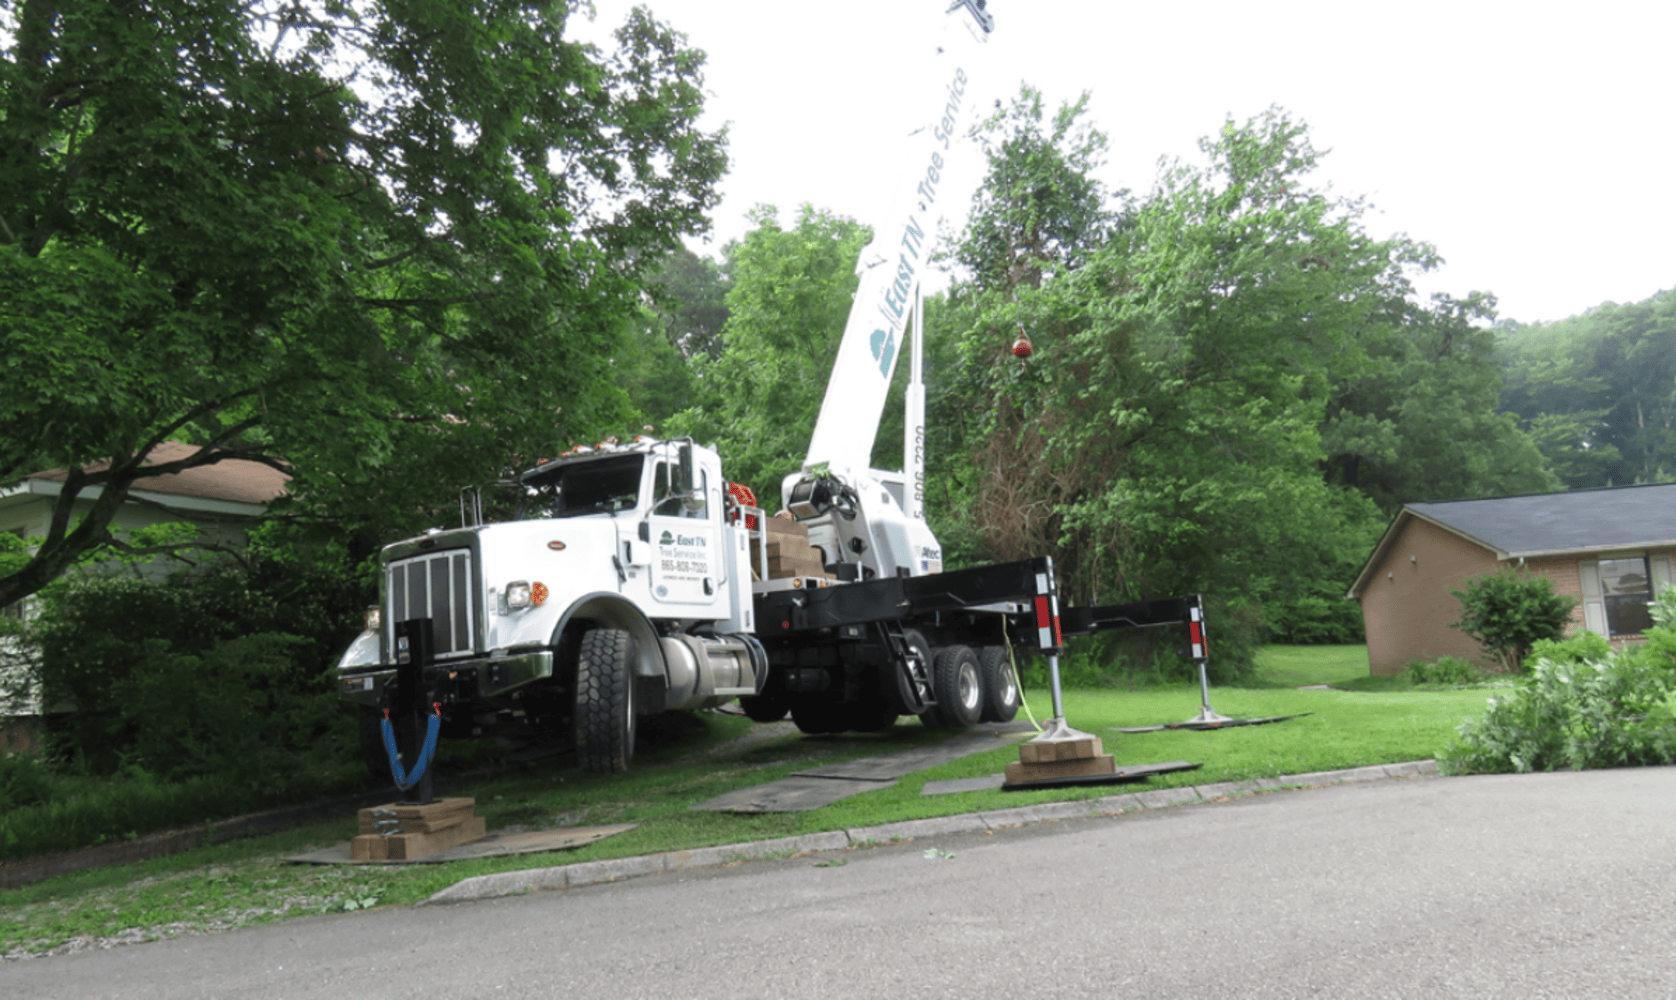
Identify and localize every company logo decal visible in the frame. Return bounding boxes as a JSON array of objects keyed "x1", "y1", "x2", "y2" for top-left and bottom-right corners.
[
  {"x1": 659, "y1": 530, "x2": 675, "y2": 546},
  {"x1": 547, "y1": 540, "x2": 566, "y2": 551}
]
